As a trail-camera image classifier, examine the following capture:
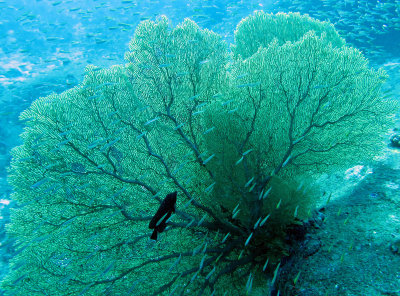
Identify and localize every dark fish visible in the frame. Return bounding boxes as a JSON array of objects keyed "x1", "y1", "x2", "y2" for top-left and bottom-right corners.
[{"x1": 149, "y1": 191, "x2": 177, "y2": 240}]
